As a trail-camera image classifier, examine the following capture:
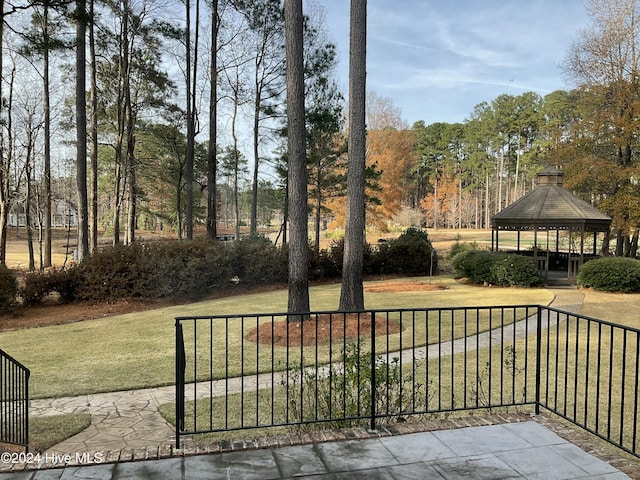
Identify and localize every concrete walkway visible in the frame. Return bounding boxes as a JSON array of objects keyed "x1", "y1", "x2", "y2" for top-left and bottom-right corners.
[{"x1": 23, "y1": 287, "x2": 586, "y2": 456}]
